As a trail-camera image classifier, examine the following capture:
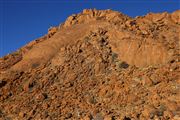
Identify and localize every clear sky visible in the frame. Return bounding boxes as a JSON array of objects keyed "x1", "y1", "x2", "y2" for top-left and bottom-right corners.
[{"x1": 0, "y1": 0, "x2": 179, "y2": 57}]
